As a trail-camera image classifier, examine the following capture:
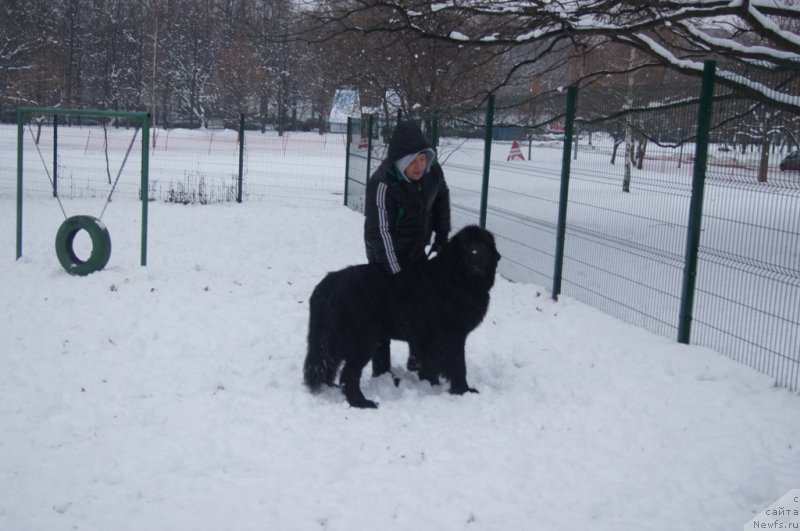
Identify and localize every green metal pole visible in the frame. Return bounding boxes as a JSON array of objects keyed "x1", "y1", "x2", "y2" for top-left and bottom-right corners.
[
  {"x1": 53, "y1": 114, "x2": 58, "y2": 198},
  {"x1": 344, "y1": 117, "x2": 352, "y2": 207},
  {"x1": 552, "y1": 86, "x2": 578, "y2": 301},
  {"x1": 141, "y1": 112, "x2": 150, "y2": 266},
  {"x1": 237, "y1": 113, "x2": 244, "y2": 203},
  {"x1": 366, "y1": 115, "x2": 374, "y2": 183},
  {"x1": 678, "y1": 60, "x2": 716, "y2": 344},
  {"x1": 479, "y1": 95, "x2": 495, "y2": 229},
  {"x1": 16, "y1": 109, "x2": 25, "y2": 260},
  {"x1": 432, "y1": 115, "x2": 439, "y2": 151}
]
